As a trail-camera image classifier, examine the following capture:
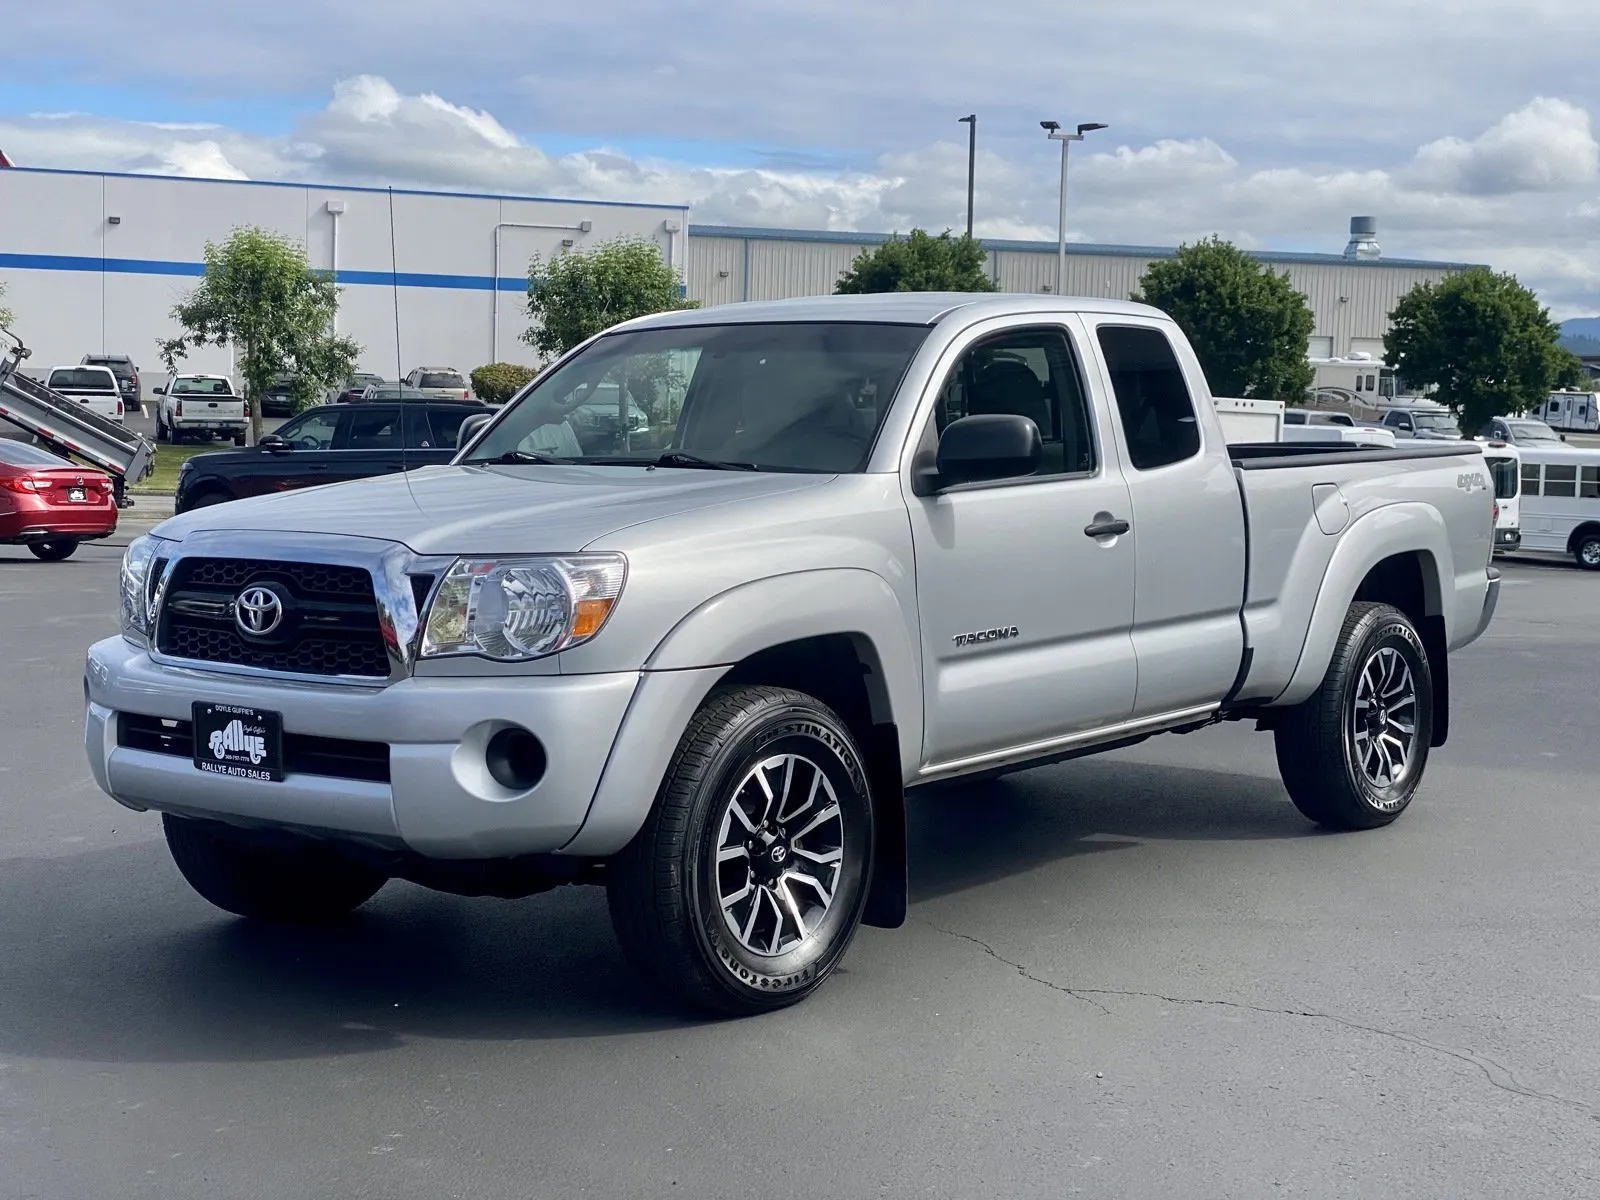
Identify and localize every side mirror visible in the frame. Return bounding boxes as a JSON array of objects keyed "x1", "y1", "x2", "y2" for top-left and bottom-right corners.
[
  {"x1": 258, "y1": 434, "x2": 289, "y2": 452},
  {"x1": 457, "y1": 412, "x2": 493, "y2": 448},
  {"x1": 921, "y1": 414, "x2": 1042, "y2": 493},
  {"x1": 153, "y1": 385, "x2": 165, "y2": 395}
]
